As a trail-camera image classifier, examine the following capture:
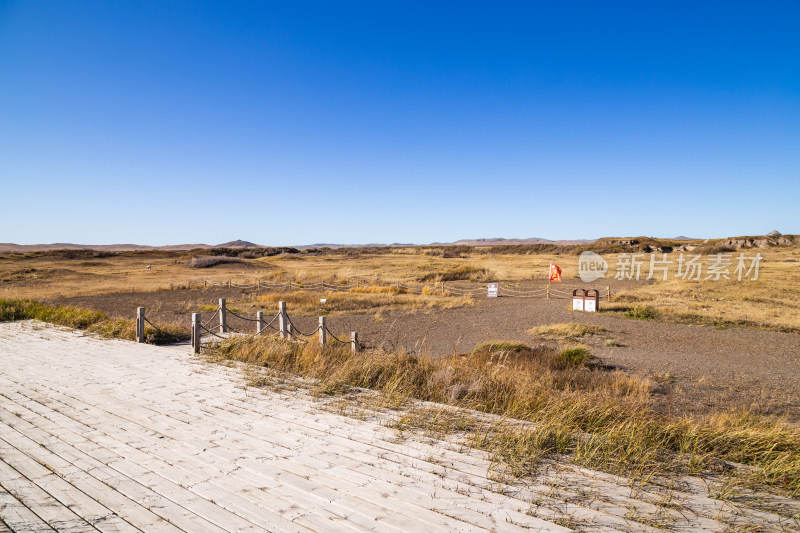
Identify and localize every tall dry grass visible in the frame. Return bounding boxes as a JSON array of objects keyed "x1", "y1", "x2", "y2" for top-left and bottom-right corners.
[
  {"x1": 208, "y1": 336, "x2": 800, "y2": 495},
  {"x1": 0, "y1": 299, "x2": 189, "y2": 344},
  {"x1": 250, "y1": 289, "x2": 472, "y2": 315}
]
